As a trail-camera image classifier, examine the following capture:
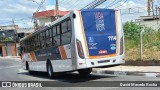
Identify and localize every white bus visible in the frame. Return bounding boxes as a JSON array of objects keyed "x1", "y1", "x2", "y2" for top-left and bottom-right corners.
[{"x1": 20, "y1": 9, "x2": 125, "y2": 78}]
